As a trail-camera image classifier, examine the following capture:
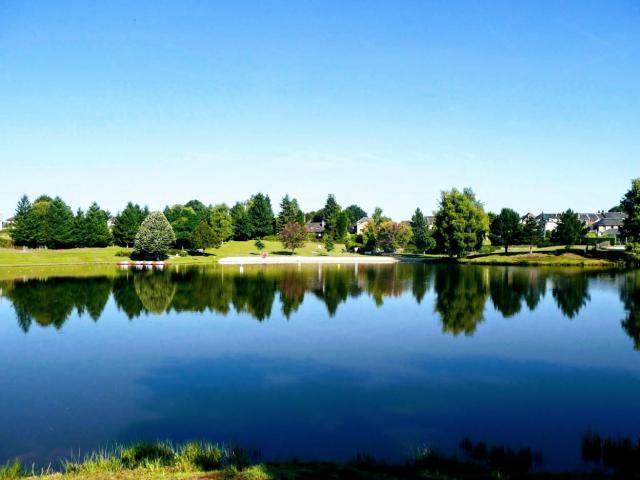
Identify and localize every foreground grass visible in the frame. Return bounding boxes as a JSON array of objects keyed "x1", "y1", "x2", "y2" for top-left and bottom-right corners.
[{"x1": 0, "y1": 241, "x2": 352, "y2": 268}]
